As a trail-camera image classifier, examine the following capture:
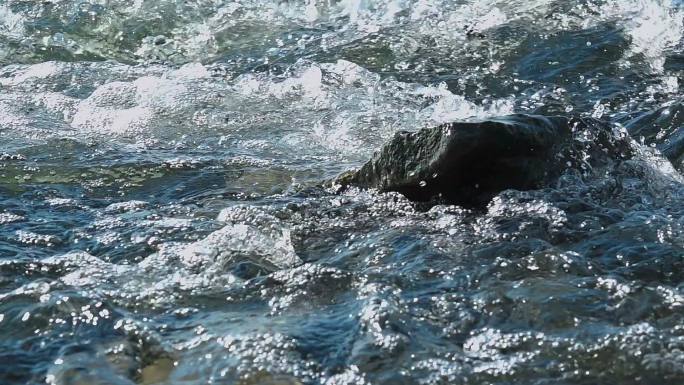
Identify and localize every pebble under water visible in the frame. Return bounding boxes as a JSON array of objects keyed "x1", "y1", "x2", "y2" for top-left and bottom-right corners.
[{"x1": 1, "y1": 1, "x2": 684, "y2": 384}]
